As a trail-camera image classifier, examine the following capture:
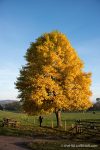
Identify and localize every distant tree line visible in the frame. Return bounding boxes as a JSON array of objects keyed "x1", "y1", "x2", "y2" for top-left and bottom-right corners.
[
  {"x1": 0, "y1": 101, "x2": 22, "y2": 112},
  {"x1": 0, "y1": 104, "x2": 3, "y2": 110},
  {"x1": 88, "y1": 98, "x2": 100, "y2": 111}
]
